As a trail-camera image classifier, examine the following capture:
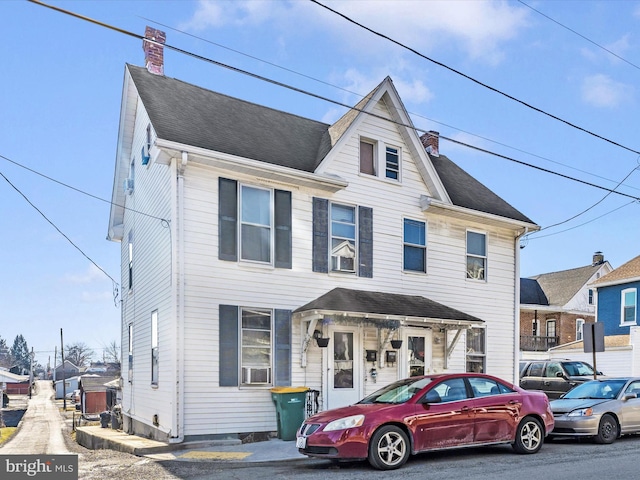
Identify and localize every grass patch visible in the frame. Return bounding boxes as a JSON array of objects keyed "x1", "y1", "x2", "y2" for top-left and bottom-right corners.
[{"x1": 0, "y1": 427, "x2": 17, "y2": 446}]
